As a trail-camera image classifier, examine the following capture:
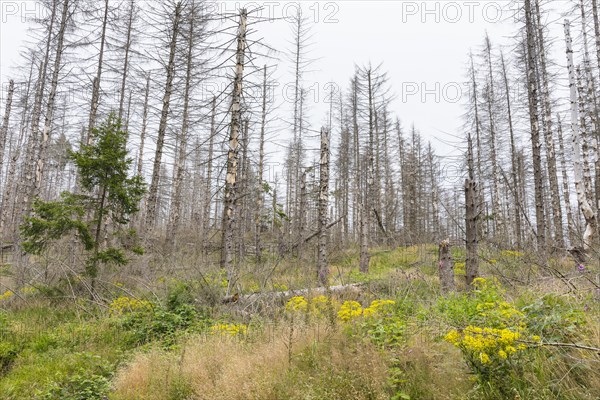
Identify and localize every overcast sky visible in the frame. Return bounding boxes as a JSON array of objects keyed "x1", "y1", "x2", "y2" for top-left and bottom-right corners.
[{"x1": 0, "y1": 0, "x2": 573, "y2": 166}]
